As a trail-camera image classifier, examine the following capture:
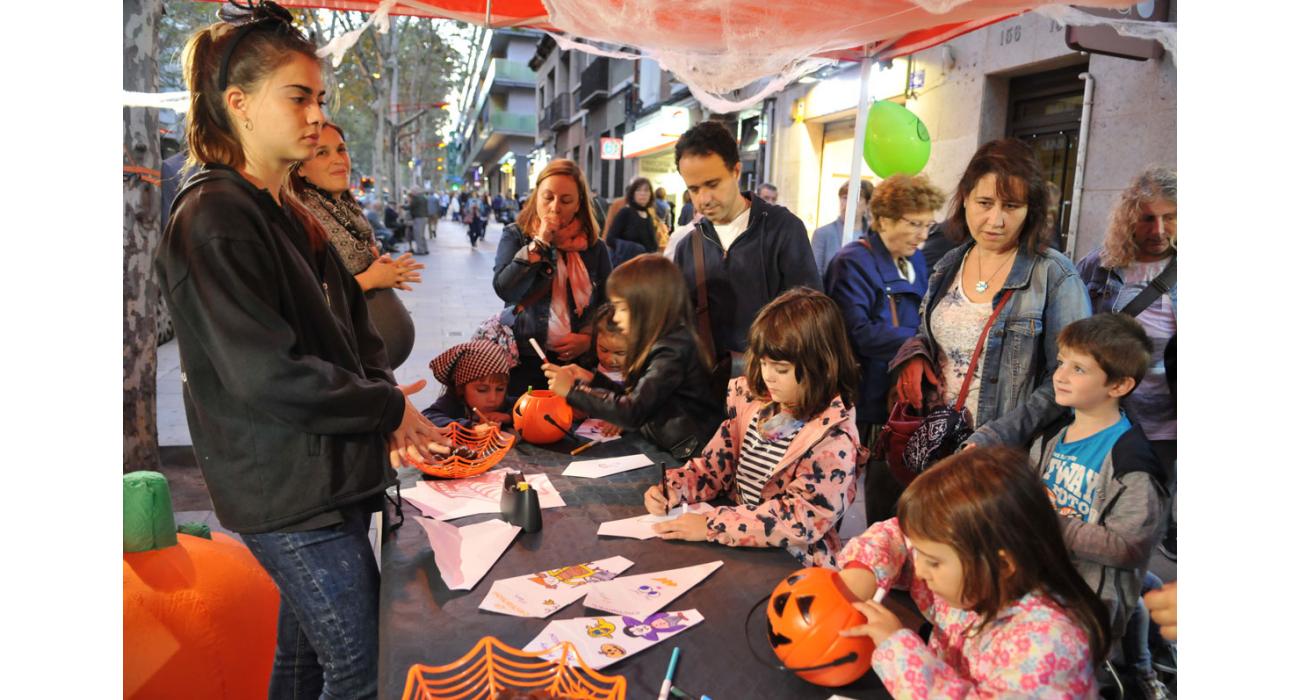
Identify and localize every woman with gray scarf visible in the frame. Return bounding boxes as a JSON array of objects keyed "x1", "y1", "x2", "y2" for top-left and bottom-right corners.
[{"x1": 292, "y1": 123, "x2": 423, "y2": 368}]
